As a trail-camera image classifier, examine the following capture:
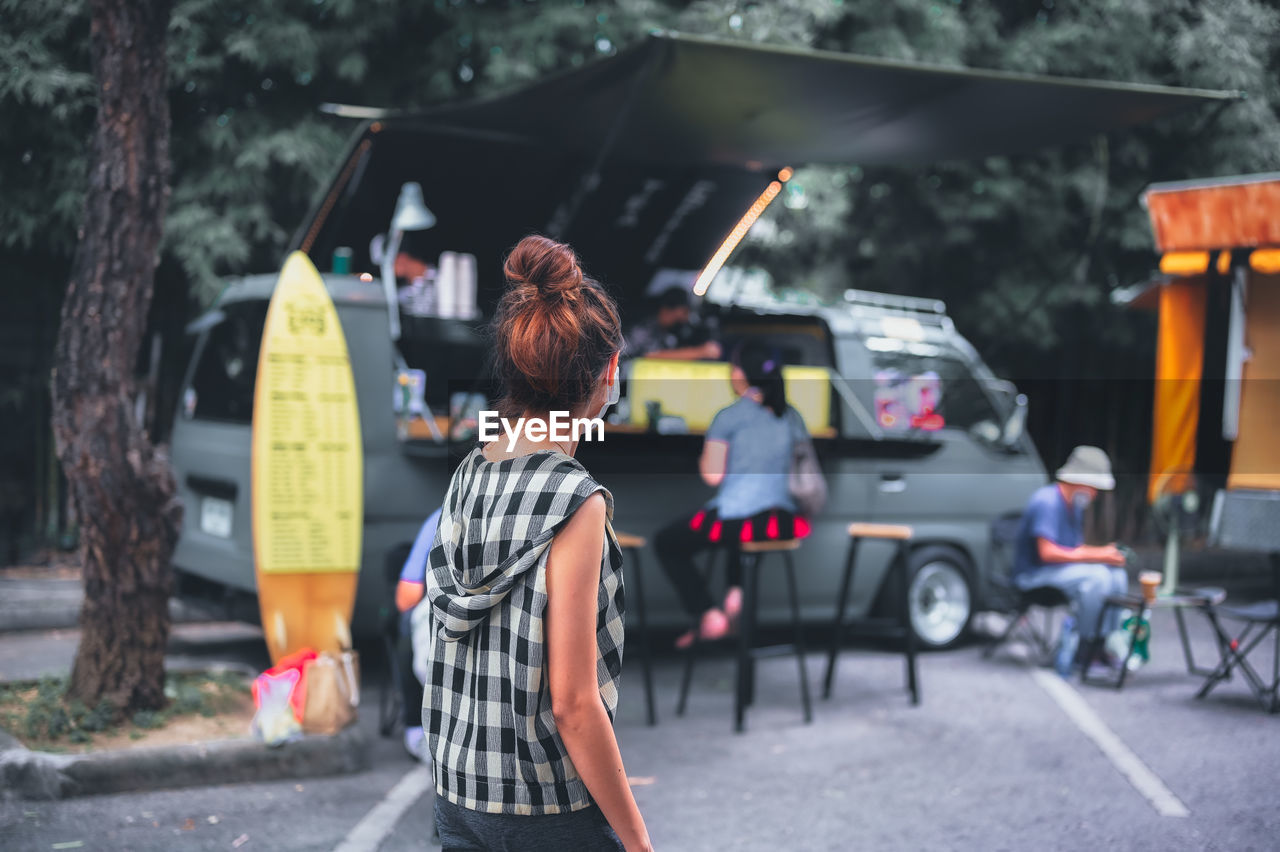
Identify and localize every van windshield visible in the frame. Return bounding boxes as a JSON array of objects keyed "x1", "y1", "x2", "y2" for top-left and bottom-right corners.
[
  {"x1": 836, "y1": 337, "x2": 999, "y2": 434},
  {"x1": 185, "y1": 300, "x2": 268, "y2": 424}
]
